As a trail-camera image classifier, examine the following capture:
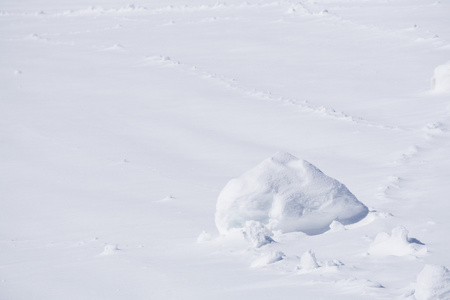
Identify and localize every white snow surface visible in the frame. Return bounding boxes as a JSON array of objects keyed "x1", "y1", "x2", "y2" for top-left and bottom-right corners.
[
  {"x1": 1, "y1": 0, "x2": 450, "y2": 299},
  {"x1": 415, "y1": 264, "x2": 450, "y2": 300},
  {"x1": 215, "y1": 152, "x2": 368, "y2": 235}
]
